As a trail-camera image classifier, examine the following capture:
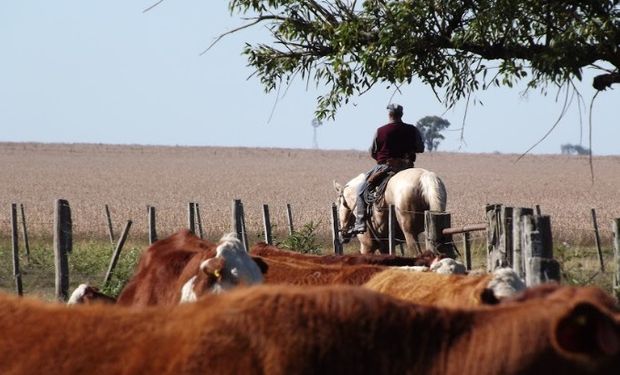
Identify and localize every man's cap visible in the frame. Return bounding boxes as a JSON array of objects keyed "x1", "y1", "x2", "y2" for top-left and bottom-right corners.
[{"x1": 386, "y1": 103, "x2": 403, "y2": 115}]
